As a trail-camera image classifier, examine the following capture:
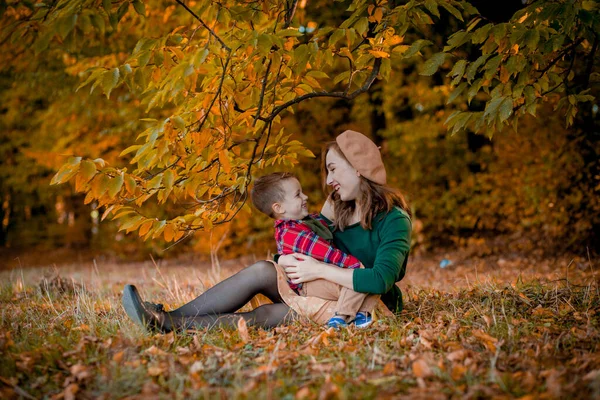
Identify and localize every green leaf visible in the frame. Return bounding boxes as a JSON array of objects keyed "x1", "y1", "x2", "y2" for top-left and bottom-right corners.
[
  {"x1": 57, "y1": 14, "x2": 78, "y2": 39},
  {"x1": 120, "y1": 144, "x2": 142, "y2": 157},
  {"x1": 102, "y1": 68, "x2": 120, "y2": 98},
  {"x1": 276, "y1": 28, "x2": 304, "y2": 37},
  {"x1": 108, "y1": 174, "x2": 124, "y2": 197},
  {"x1": 448, "y1": 60, "x2": 467, "y2": 82},
  {"x1": 102, "y1": 0, "x2": 111, "y2": 14},
  {"x1": 306, "y1": 70, "x2": 330, "y2": 79},
  {"x1": 80, "y1": 160, "x2": 97, "y2": 182},
  {"x1": 119, "y1": 215, "x2": 144, "y2": 233},
  {"x1": 257, "y1": 34, "x2": 272, "y2": 56},
  {"x1": 329, "y1": 29, "x2": 345, "y2": 47},
  {"x1": 420, "y1": 52, "x2": 447, "y2": 76},
  {"x1": 467, "y1": 78, "x2": 483, "y2": 104},
  {"x1": 354, "y1": 17, "x2": 368, "y2": 35},
  {"x1": 447, "y1": 82, "x2": 467, "y2": 104},
  {"x1": 440, "y1": 1, "x2": 464, "y2": 21},
  {"x1": 498, "y1": 98, "x2": 513, "y2": 122},
  {"x1": 424, "y1": 0, "x2": 440, "y2": 18},
  {"x1": 116, "y1": 2, "x2": 129, "y2": 23},
  {"x1": 90, "y1": 13, "x2": 106, "y2": 35},
  {"x1": 444, "y1": 31, "x2": 469, "y2": 51},
  {"x1": 466, "y1": 54, "x2": 490, "y2": 82},
  {"x1": 333, "y1": 70, "x2": 350, "y2": 85},
  {"x1": 471, "y1": 24, "x2": 492, "y2": 44},
  {"x1": 33, "y1": 32, "x2": 53, "y2": 55},
  {"x1": 132, "y1": 0, "x2": 146, "y2": 16},
  {"x1": 483, "y1": 96, "x2": 505, "y2": 119},
  {"x1": 403, "y1": 39, "x2": 432, "y2": 58},
  {"x1": 523, "y1": 29, "x2": 540, "y2": 49}
]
